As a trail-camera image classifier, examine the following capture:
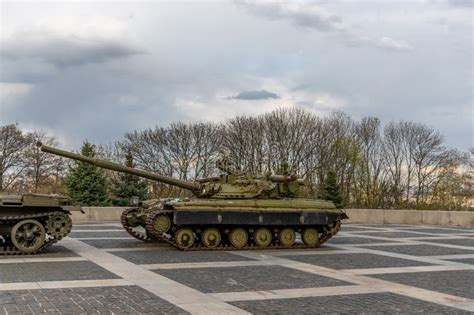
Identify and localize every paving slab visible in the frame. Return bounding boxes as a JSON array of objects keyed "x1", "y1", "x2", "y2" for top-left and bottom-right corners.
[
  {"x1": 1, "y1": 223, "x2": 473, "y2": 314},
  {"x1": 372, "y1": 270, "x2": 474, "y2": 300},
  {"x1": 0, "y1": 286, "x2": 188, "y2": 315},
  {"x1": 355, "y1": 231, "x2": 437, "y2": 238},
  {"x1": 112, "y1": 250, "x2": 256, "y2": 264},
  {"x1": 424, "y1": 238, "x2": 474, "y2": 247},
  {"x1": 279, "y1": 253, "x2": 434, "y2": 270},
  {"x1": 445, "y1": 258, "x2": 474, "y2": 265},
  {"x1": 229, "y1": 292, "x2": 471, "y2": 314},
  {"x1": 72, "y1": 225, "x2": 123, "y2": 231},
  {"x1": 0, "y1": 246, "x2": 78, "y2": 259},
  {"x1": 0, "y1": 261, "x2": 120, "y2": 283},
  {"x1": 361, "y1": 244, "x2": 472, "y2": 256},
  {"x1": 155, "y1": 265, "x2": 350, "y2": 293},
  {"x1": 404, "y1": 228, "x2": 473, "y2": 234},
  {"x1": 328, "y1": 236, "x2": 399, "y2": 245},
  {"x1": 68, "y1": 231, "x2": 131, "y2": 238},
  {"x1": 80, "y1": 238, "x2": 167, "y2": 249}
]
